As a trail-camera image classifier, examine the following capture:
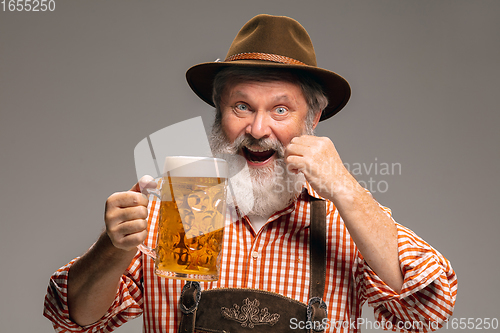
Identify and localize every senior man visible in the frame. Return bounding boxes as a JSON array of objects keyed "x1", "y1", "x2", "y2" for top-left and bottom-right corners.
[{"x1": 44, "y1": 14, "x2": 456, "y2": 333}]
